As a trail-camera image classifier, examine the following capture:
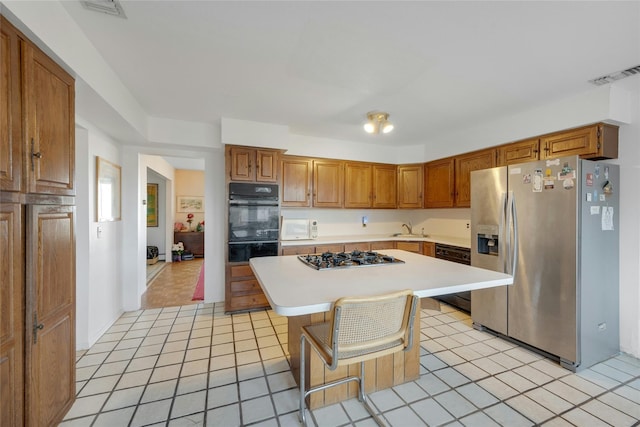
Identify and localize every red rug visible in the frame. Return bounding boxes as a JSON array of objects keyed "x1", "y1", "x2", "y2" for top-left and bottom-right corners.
[{"x1": 192, "y1": 265, "x2": 204, "y2": 301}]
